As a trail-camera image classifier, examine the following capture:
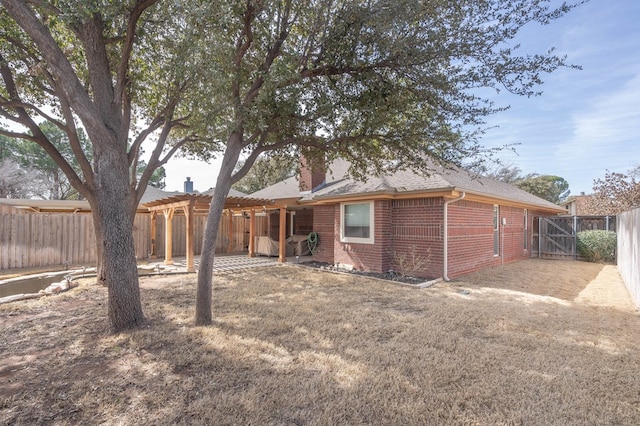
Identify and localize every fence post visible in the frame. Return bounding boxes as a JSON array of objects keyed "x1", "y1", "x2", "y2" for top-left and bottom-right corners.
[
  {"x1": 538, "y1": 217, "x2": 542, "y2": 258},
  {"x1": 573, "y1": 216, "x2": 578, "y2": 259}
]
